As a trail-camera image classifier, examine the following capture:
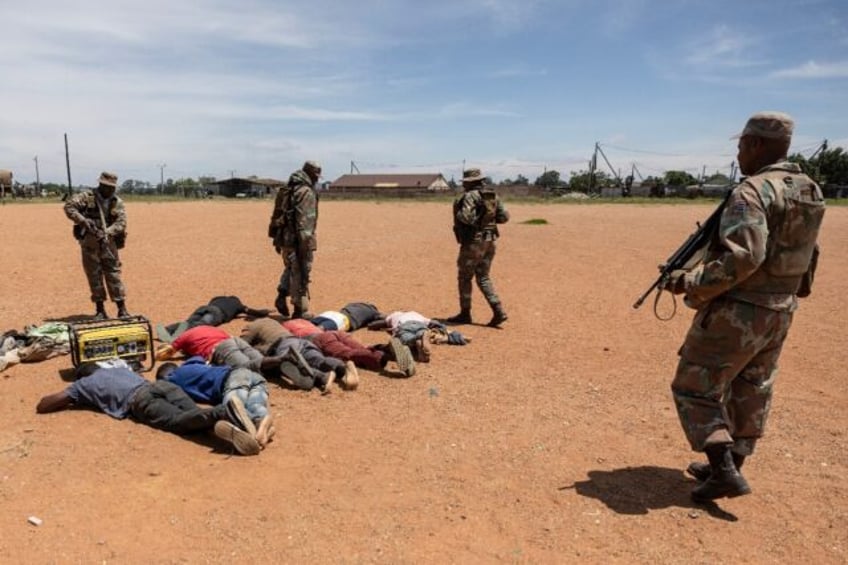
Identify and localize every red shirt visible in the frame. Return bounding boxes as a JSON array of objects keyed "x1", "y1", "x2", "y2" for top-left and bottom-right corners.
[
  {"x1": 282, "y1": 319, "x2": 322, "y2": 337},
  {"x1": 171, "y1": 326, "x2": 230, "y2": 359}
]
